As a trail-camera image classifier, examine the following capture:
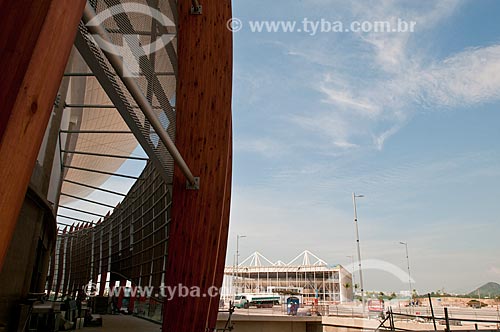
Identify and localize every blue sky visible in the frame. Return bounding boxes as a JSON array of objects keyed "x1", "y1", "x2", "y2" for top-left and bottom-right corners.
[
  {"x1": 226, "y1": 0, "x2": 500, "y2": 294},
  {"x1": 60, "y1": 0, "x2": 500, "y2": 294}
]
